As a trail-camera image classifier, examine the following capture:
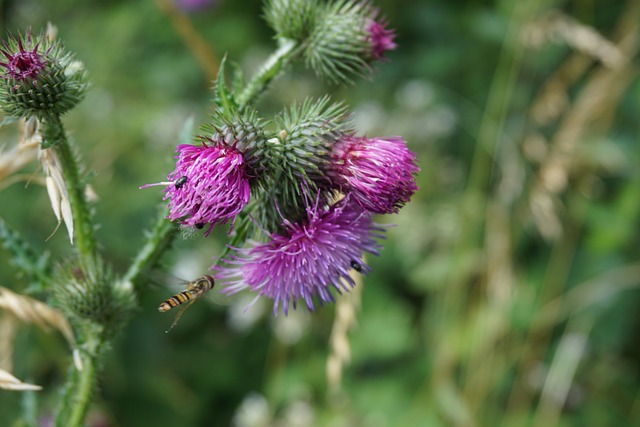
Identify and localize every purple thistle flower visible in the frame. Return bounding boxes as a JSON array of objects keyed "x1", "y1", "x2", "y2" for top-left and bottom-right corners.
[
  {"x1": 366, "y1": 17, "x2": 397, "y2": 60},
  {"x1": 214, "y1": 196, "x2": 385, "y2": 315},
  {"x1": 141, "y1": 137, "x2": 250, "y2": 235},
  {"x1": 0, "y1": 34, "x2": 46, "y2": 81},
  {"x1": 327, "y1": 135, "x2": 419, "y2": 214}
]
